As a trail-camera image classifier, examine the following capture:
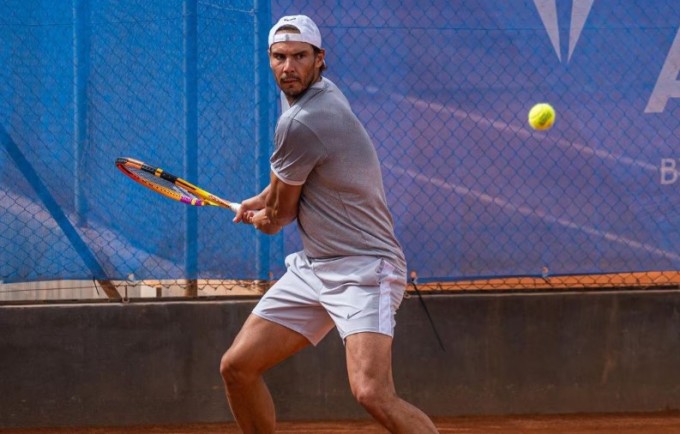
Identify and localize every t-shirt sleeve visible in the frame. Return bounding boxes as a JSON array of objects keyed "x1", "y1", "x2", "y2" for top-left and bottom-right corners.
[{"x1": 270, "y1": 118, "x2": 326, "y2": 186}]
